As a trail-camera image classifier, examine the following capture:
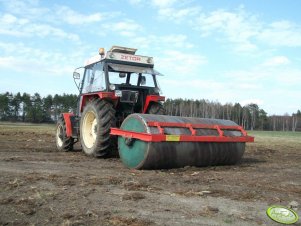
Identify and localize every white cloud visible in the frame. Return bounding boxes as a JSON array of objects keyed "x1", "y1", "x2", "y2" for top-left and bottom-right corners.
[
  {"x1": 159, "y1": 64, "x2": 301, "y2": 114},
  {"x1": 224, "y1": 66, "x2": 301, "y2": 88},
  {"x1": 275, "y1": 68, "x2": 301, "y2": 85},
  {"x1": 128, "y1": 0, "x2": 143, "y2": 5},
  {"x1": 147, "y1": 3, "x2": 301, "y2": 52},
  {"x1": 0, "y1": 0, "x2": 50, "y2": 19},
  {"x1": 26, "y1": 24, "x2": 80, "y2": 41},
  {"x1": 0, "y1": 41, "x2": 85, "y2": 77},
  {"x1": 257, "y1": 20, "x2": 301, "y2": 47},
  {"x1": 130, "y1": 34, "x2": 194, "y2": 50},
  {"x1": 1, "y1": 13, "x2": 17, "y2": 23},
  {"x1": 224, "y1": 69, "x2": 270, "y2": 82},
  {"x1": 156, "y1": 50, "x2": 207, "y2": 75},
  {"x1": 0, "y1": 1, "x2": 116, "y2": 41},
  {"x1": 194, "y1": 8, "x2": 301, "y2": 52},
  {"x1": 158, "y1": 7, "x2": 200, "y2": 22},
  {"x1": 240, "y1": 99, "x2": 264, "y2": 106},
  {"x1": 161, "y1": 79, "x2": 223, "y2": 90},
  {"x1": 159, "y1": 34, "x2": 194, "y2": 48},
  {"x1": 195, "y1": 9, "x2": 259, "y2": 52},
  {"x1": 55, "y1": 6, "x2": 105, "y2": 25},
  {"x1": 236, "y1": 83, "x2": 262, "y2": 90},
  {"x1": 150, "y1": 0, "x2": 201, "y2": 23},
  {"x1": 0, "y1": 55, "x2": 74, "y2": 76},
  {"x1": 160, "y1": 77, "x2": 251, "y2": 106},
  {"x1": 0, "y1": 13, "x2": 80, "y2": 42},
  {"x1": 1, "y1": 56, "x2": 40, "y2": 73},
  {"x1": 221, "y1": 67, "x2": 301, "y2": 114},
  {"x1": 1, "y1": 0, "x2": 117, "y2": 26},
  {"x1": 263, "y1": 56, "x2": 290, "y2": 67},
  {"x1": 0, "y1": 13, "x2": 30, "y2": 36},
  {"x1": 103, "y1": 20, "x2": 142, "y2": 37},
  {"x1": 151, "y1": 0, "x2": 178, "y2": 8}
]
